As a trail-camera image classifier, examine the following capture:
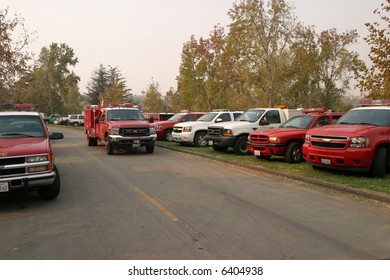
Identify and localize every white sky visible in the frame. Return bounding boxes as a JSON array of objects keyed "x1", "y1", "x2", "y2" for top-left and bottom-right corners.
[{"x1": 2, "y1": 0, "x2": 384, "y2": 96}]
